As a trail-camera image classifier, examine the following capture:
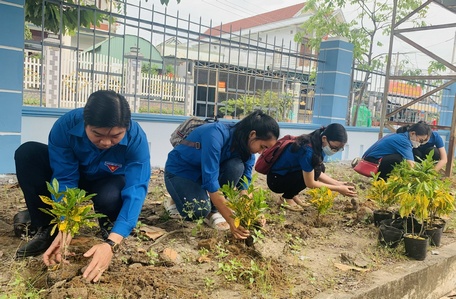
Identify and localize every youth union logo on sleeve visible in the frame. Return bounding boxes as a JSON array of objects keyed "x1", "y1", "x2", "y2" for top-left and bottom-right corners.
[{"x1": 104, "y1": 162, "x2": 122, "y2": 173}]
